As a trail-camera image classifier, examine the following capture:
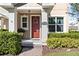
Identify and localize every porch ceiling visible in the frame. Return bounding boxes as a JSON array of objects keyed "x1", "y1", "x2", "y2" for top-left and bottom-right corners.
[
  {"x1": 0, "y1": 14, "x2": 8, "y2": 19},
  {"x1": 12, "y1": 3, "x2": 27, "y2": 7},
  {"x1": 18, "y1": 9, "x2": 41, "y2": 13}
]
